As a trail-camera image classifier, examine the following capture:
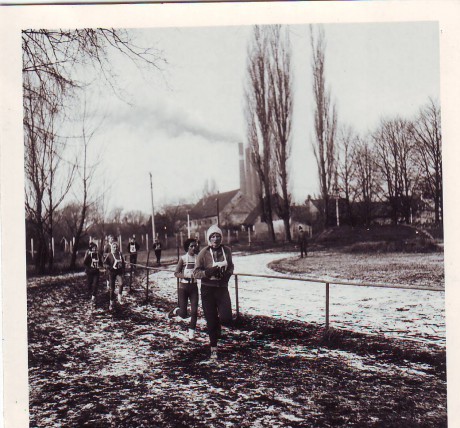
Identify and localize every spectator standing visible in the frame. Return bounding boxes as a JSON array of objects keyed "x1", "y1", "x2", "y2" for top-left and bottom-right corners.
[
  {"x1": 298, "y1": 226, "x2": 307, "y2": 258},
  {"x1": 153, "y1": 238, "x2": 162, "y2": 265},
  {"x1": 194, "y1": 224, "x2": 234, "y2": 361}
]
